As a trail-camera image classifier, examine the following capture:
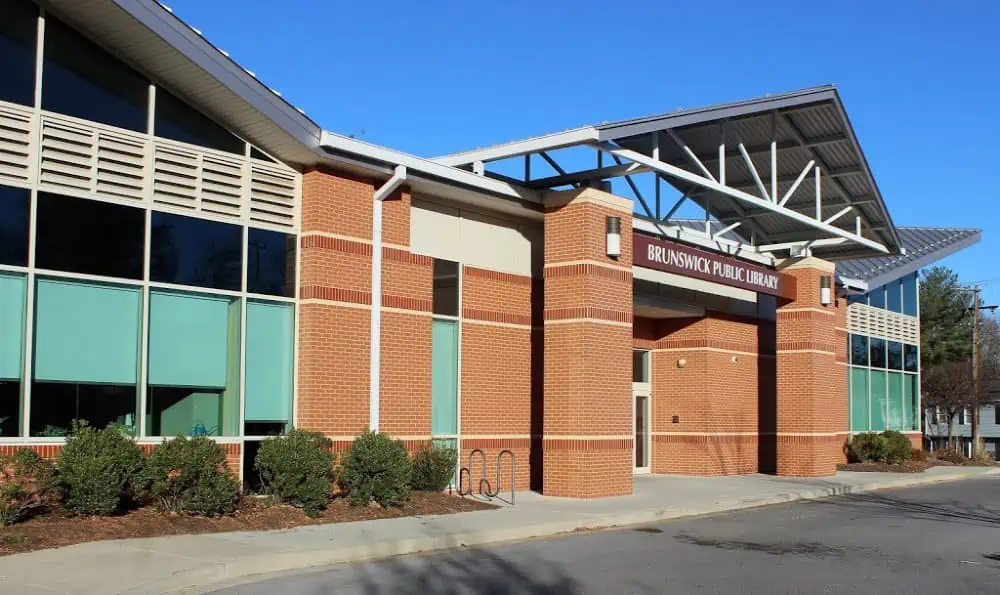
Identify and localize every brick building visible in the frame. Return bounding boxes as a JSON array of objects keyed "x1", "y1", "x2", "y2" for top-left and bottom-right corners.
[{"x1": 0, "y1": 0, "x2": 980, "y2": 497}]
